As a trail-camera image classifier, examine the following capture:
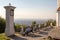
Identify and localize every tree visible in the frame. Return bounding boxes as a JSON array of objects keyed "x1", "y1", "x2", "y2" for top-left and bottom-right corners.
[
  {"x1": 0, "y1": 17, "x2": 6, "y2": 33},
  {"x1": 31, "y1": 21, "x2": 37, "y2": 32},
  {"x1": 14, "y1": 24, "x2": 27, "y2": 32},
  {"x1": 46, "y1": 20, "x2": 51, "y2": 26},
  {"x1": 36, "y1": 24, "x2": 39, "y2": 31},
  {"x1": 21, "y1": 24, "x2": 26, "y2": 32},
  {"x1": 40, "y1": 24, "x2": 44, "y2": 28},
  {"x1": 32, "y1": 21, "x2": 36, "y2": 25},
  {"x1": 14, "y1": 24, "x2": 21, "y2": 32},
  {"x1": 52, "y1": 20, "x2": 56, "y2": 26},
  {"x1": 46, "y1": 20, "x2": 56, "y2": 26}
]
